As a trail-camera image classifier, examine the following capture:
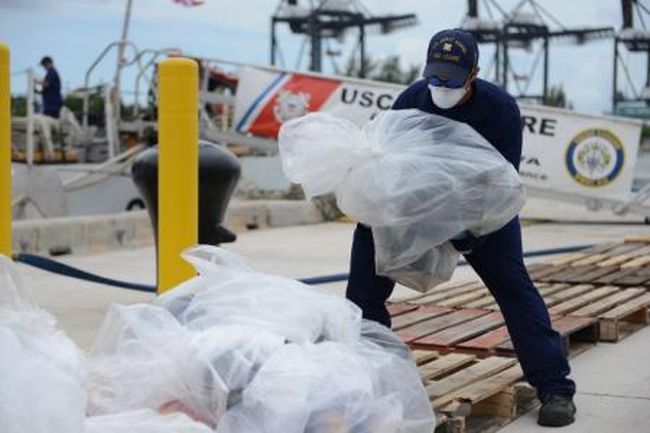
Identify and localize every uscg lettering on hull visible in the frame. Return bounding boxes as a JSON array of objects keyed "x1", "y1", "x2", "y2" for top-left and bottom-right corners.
[
  {"x1": 340, "y1": 87, "x2": 394, "y2": 110},
  {"x1": 522, "y1": 115, "x2": 557, "y2": 137}
]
